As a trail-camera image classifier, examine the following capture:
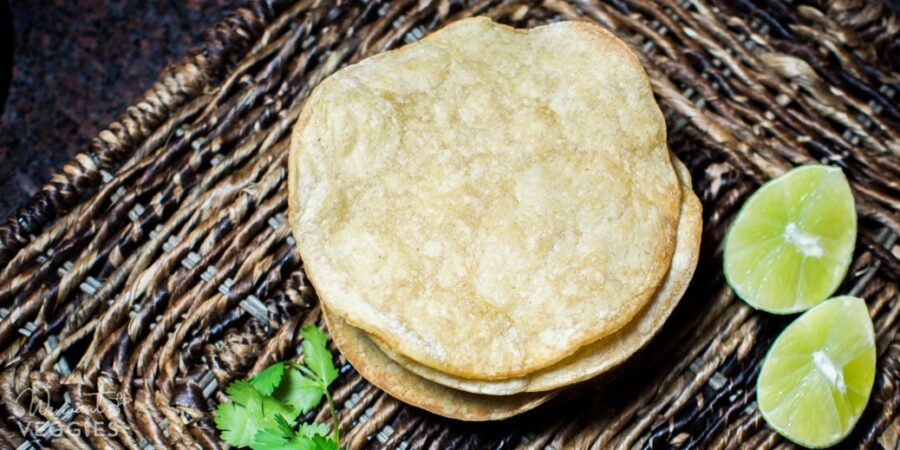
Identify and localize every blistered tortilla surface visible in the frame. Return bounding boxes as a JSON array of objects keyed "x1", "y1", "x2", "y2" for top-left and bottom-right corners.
[
  {"x1": 289, "y1": 17, "x2": 680, "y2": 379},
  {"x1": 372, "y1": 158, "x2": 702, "y2": 394}
]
